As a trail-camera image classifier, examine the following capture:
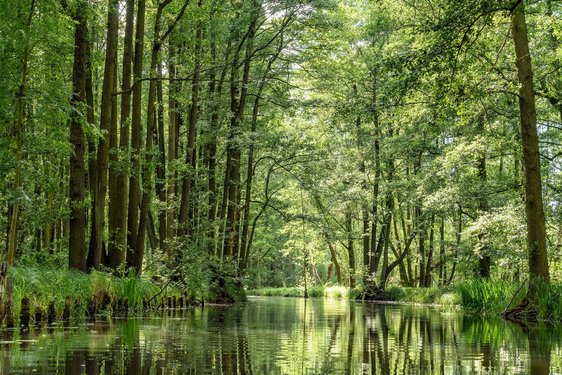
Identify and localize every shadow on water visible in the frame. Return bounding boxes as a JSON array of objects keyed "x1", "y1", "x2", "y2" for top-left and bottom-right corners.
[{"x1": 0, "y1": 298, "x2": 561, "y2": 374}]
